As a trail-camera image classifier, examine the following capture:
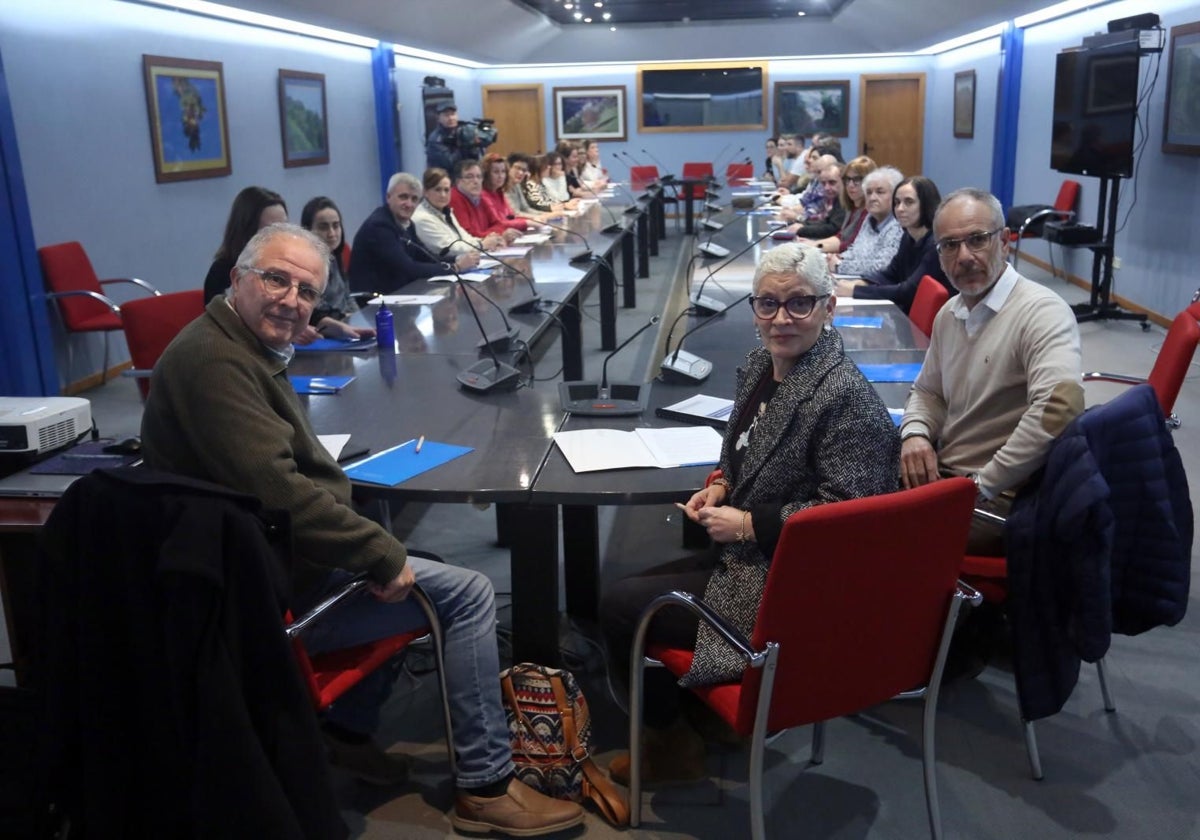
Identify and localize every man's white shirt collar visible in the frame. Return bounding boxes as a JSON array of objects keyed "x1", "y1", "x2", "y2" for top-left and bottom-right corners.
[{"x1": 951, "y1": 264, "x2": 1019, "y2": 337}]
